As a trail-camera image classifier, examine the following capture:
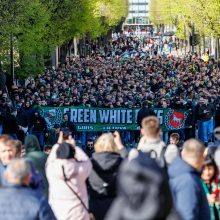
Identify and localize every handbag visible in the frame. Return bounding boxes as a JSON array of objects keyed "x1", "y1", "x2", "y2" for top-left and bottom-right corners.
[{"x1": 62, "y1": 166, "x2": 95, "y2": 220}]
